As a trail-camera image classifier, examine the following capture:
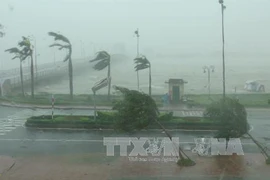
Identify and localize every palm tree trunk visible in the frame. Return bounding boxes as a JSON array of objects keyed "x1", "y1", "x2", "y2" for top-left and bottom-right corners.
[
  {"x1": 137, "y1": 71, "x2": 140, "y2": 91},
  {"x1": 153, "y1": 118, "x2": 193, "y2": 160},
  {"x1": 30, "y1": 52, "x2": 34, "y2": 98},
  {"x1": 221, "y1": 3, "x2": 226, "y2": 99},
  {"x1": 20, "y1": 60, "x2": 25, "y2": 97},
  {"x1": 247, "y1": 132, "x2": 270, "y2": 159},
  {"x1": 149, "y1": 65, "x2": 151, "y2": 96},
  {"x1": 69, "y1": 48, "x2": 73, "y2": 99},
  {"x1": 107, "y1": 60, "x2": 111, "y2": 100}
]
